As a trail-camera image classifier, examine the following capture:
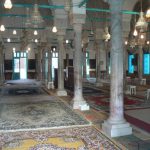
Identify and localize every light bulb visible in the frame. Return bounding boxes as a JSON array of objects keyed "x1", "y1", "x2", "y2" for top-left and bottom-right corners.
[
  {"x1": 53, "y1": 47, "x2": 56, "y2": 51},
  {"x1": 0, "y1": 25, "x2": 5, "y2": 31},
  {"x1": 35, "y1": 39, "x2": 38, "y2": 43},
  {"x1": 66, "y1": 40, "x2": 69, "y2": 43},
  {"x1": 34, "y1": 30, "x2": 38, "y2": 35},
  {"x1": 4, "y1": 0, "x2": 13, "y2": 9},
  {"x1": 52, "y1": 26, "x2": 57, "y2": 33},
  {"x1": 13, "y1": 47, "x2": 16, "y2": 51},
  {"x1": 147, "y1": 41, "x2": 150, "y2": 45},
  {"x1": 28, "y1": 47, "x2": 31, "y2": 51},
  {"x1": 133, "y1": 28, "x2": 138, "y2": 36},
  {"x1": 140, "y1": 34, "x2": 144, "y2": 39},
  {"x1": 125, "y1": 41, "x2": 128, "y2": 45},
  {"x1": 13, "y1": 30, "x2": 17, "y2": 35},
  {"x1": 146, "y1": 8, "x2": 150, "y2": 18},
  {"x1": 7, "y1": 38, "x2": 11, "y2": 42}
]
